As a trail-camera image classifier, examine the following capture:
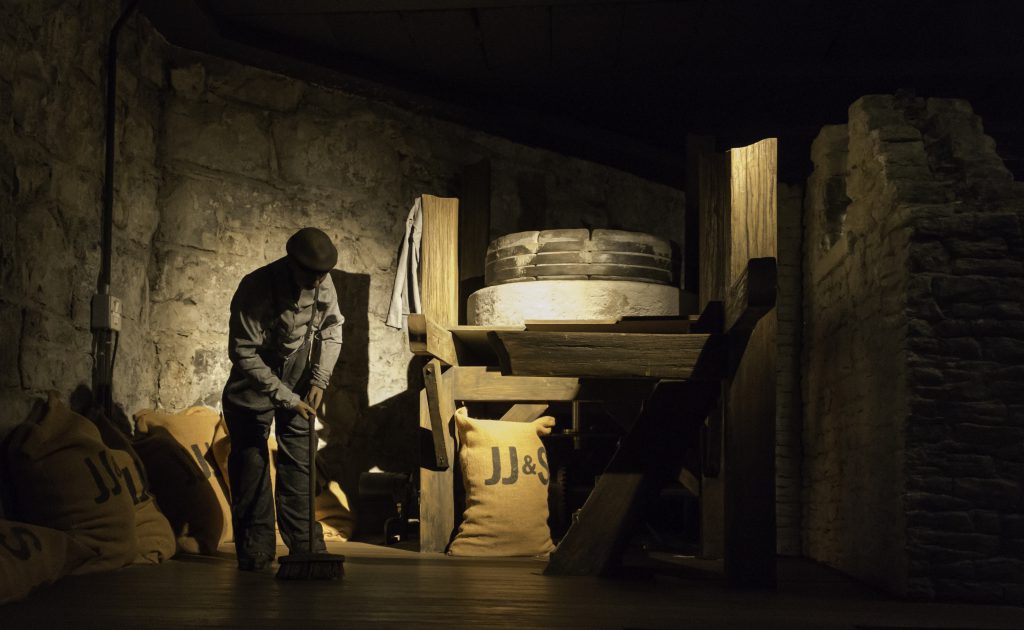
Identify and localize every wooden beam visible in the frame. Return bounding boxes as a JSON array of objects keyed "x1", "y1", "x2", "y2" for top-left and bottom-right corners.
[
  {"x1": 408, "y1": 313, "x2": 427, "y2": 354},
  {"x1": 459, "y1": 159, "x2": 491, "y2": 324},
  {"x1": 723, "y1": 138, "x2": 778, "y2": 588},
  {"x1": 426, "y1": 315, "x2": 459, "y2": 367},
  {"x1": 423, "y1": 359, "x2": 451, "y2": 471},
  {"x1": 498, "y1": 404, "x2": 549, "y2": 423},
  {"x1": 545, "y1": 381, "x2": 698, "y2": 576},
  {"x1": 211, "y1": 0, "x2": 658, "y2": 15},
  {"x1": 448, "y1": 367, "x2": 580, "y2": 402},
  {"x1": 724, "y1": 257, "x2": 777, "y2": 336},
  {"x1": 418, "y1": 364, "x2": 457, "y2": 553},
  {"x1": 490, "y1": 331, "x2": 711, "y2": 379},
  {"x1": 421, "y1": 195, "x2": 460, "y2": 365},
  {"x1": 685, "y1": 134, "x2": 715, "y2": 295},
  {"x1": 697, "y1": 150, "x2": 730, "y2": 562},
  {"x1": 698, "y1": 152, "x2": 730, "y2": 311}
]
